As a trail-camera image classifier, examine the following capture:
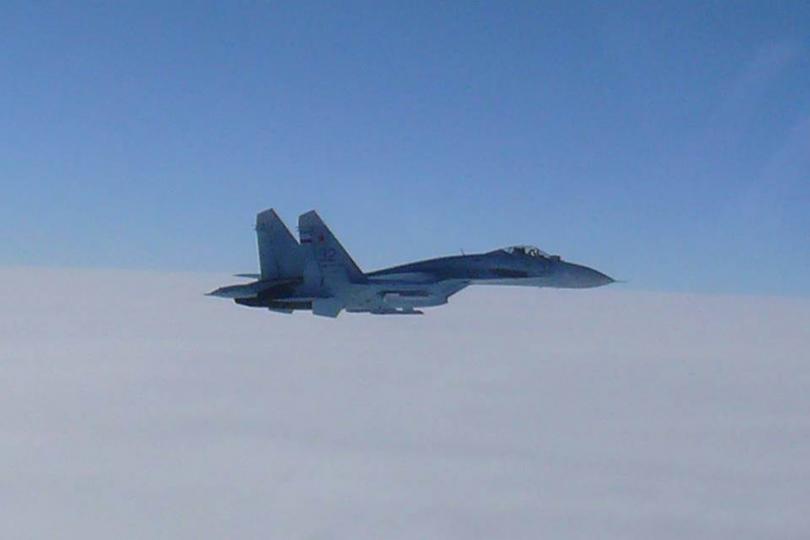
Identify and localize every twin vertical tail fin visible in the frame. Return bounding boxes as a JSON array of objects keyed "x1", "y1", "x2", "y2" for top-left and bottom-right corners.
[
  {"x1": 298, "y1": 210, "x2": 364, "y2": 282},
  {"x1": 256, "y1": 209, "x2": 305, "y2": 280}
]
